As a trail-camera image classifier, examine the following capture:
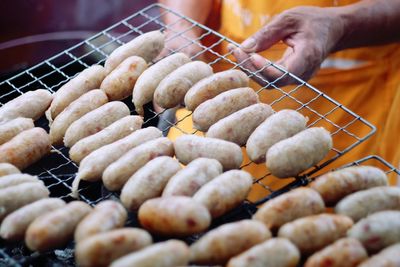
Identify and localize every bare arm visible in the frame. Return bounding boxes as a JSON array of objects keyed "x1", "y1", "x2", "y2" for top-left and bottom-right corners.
[
  {"x1": 157, "y1": 0, "x2": 213, "y2": 58},
  {"x1": 230, "y1": 0, "x2": 400, "y2": 86},
  {"x1": 159, "y1": 0, "x2": 213, "y2": 35},
  {"x1": 335, "y1": 0, "x2": 400, "y2": 50}
]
